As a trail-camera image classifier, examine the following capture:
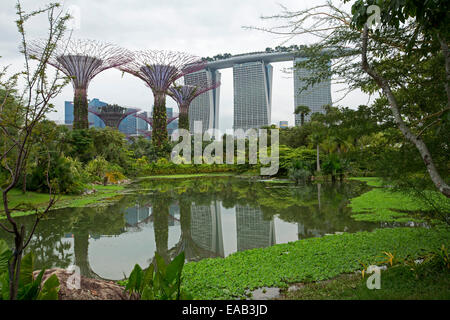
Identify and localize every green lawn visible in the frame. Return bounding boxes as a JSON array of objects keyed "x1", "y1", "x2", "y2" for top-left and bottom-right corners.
[
  {"x1": 348, "y1": 177, "x2": 450, "y2": 223},
  {"x1": 0, "y1": 184, "x2": 126, "y2": 218}
]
